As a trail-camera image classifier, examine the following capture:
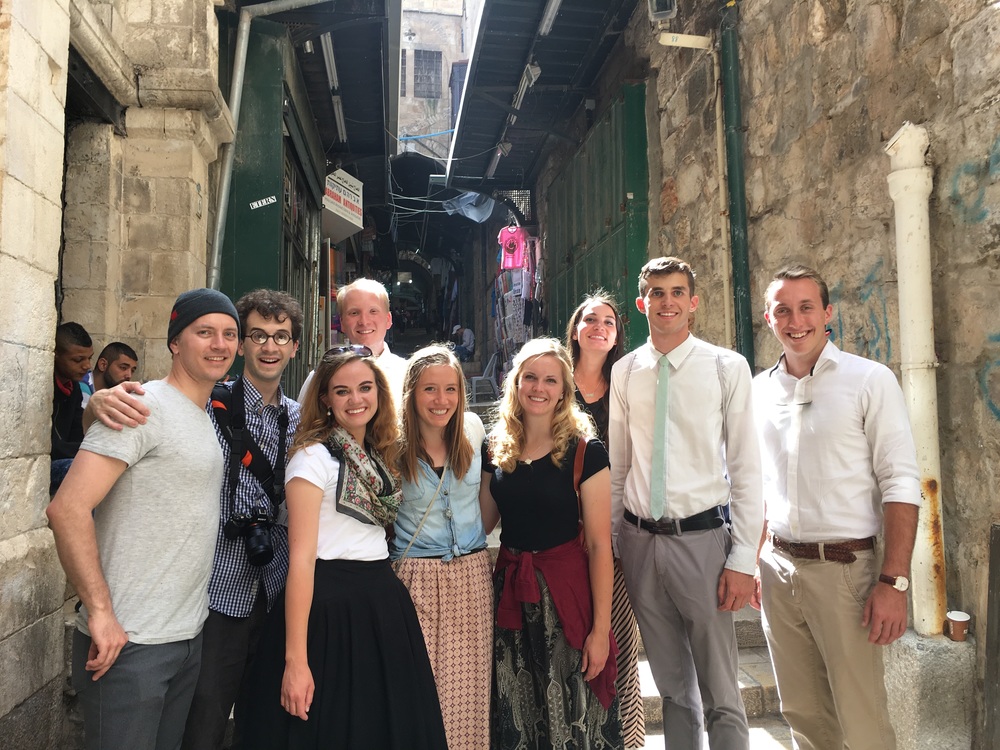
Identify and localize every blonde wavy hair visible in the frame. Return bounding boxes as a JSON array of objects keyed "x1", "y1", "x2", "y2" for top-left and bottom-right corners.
[
  {"x1": 397, "y1": 345, "x2": 474, "y2": 483},
  {"x1": 292, "y1": 348, "x2": 399, "y2": 467},
  {"x1": 487, "y1": 337, "x2": 594, "y2": 474}
]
